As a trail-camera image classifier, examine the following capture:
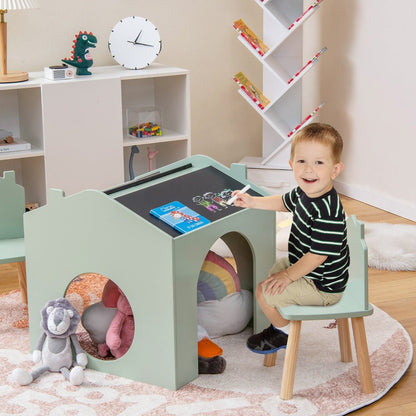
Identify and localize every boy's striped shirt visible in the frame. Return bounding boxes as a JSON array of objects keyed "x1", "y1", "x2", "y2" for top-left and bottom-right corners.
[{"x1": 283, "y1": 187, "x2": 350, "y2": 293}]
